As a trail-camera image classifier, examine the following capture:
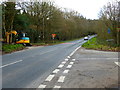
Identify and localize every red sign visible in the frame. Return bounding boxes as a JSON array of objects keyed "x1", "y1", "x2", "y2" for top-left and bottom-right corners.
[{"x1": 52, "y1": 34, "x2": 56, "y2": 38}]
